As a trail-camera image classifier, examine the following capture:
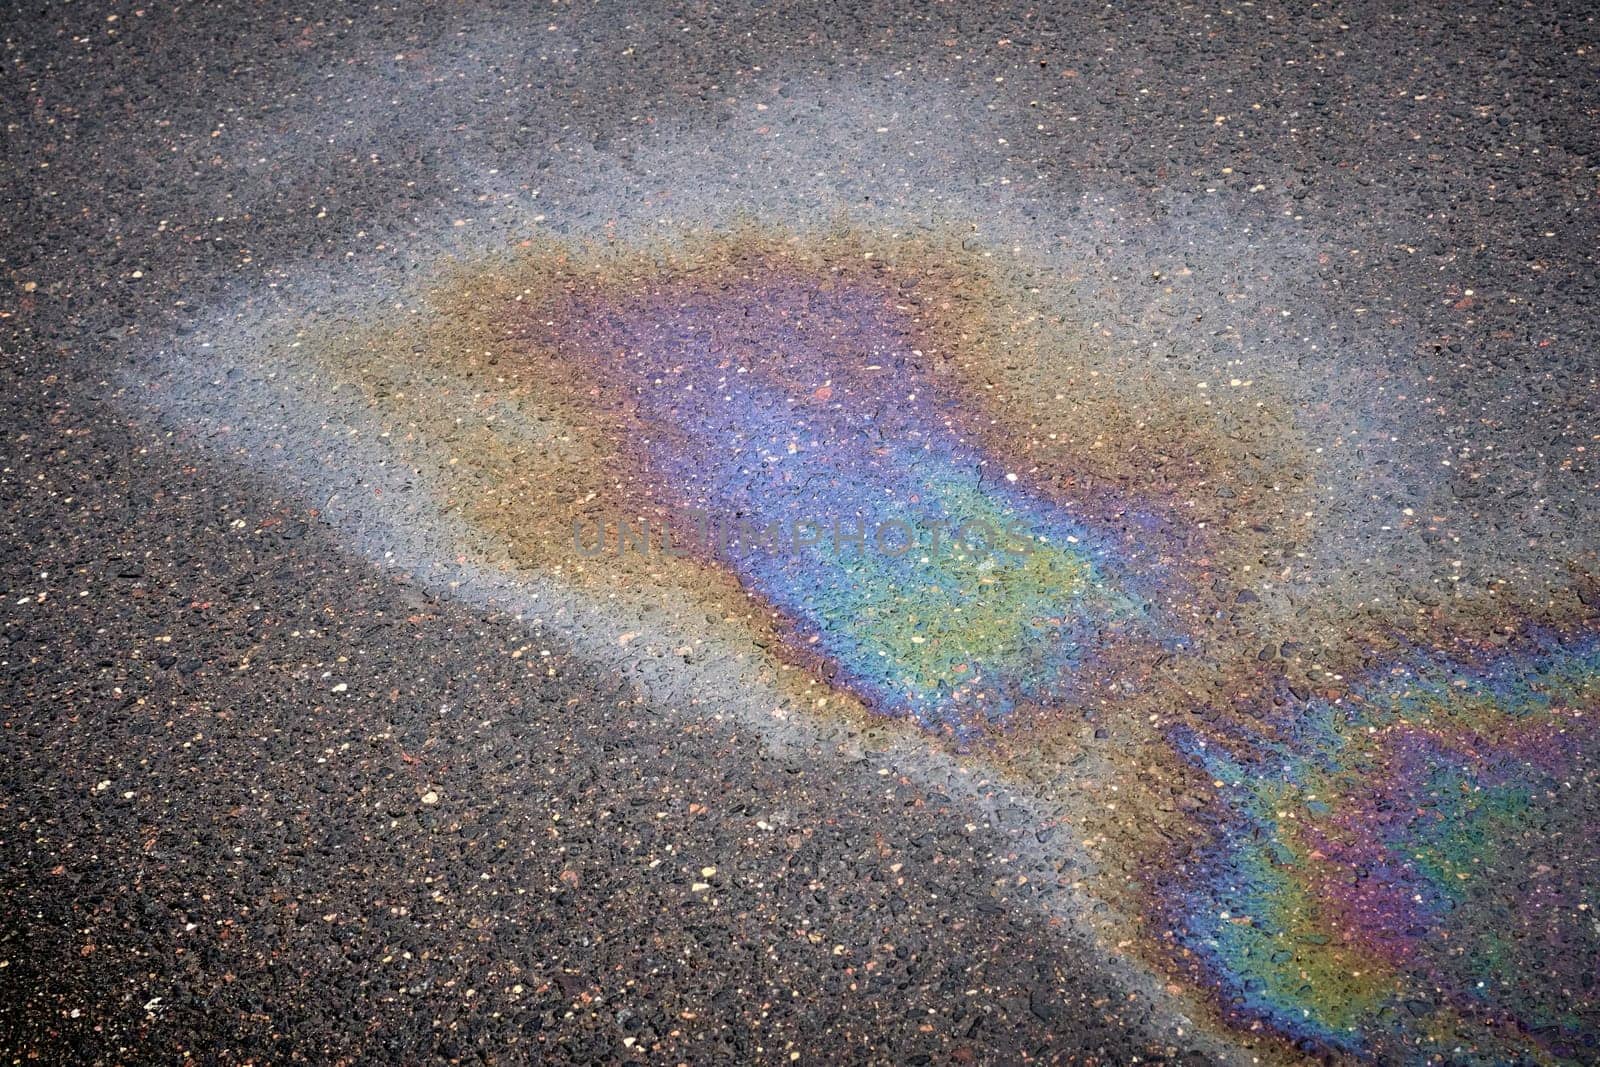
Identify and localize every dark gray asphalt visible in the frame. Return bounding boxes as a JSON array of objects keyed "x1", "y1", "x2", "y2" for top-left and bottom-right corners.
[{"x1": 3, "y1": 2, "x2": 1597, "y2": 1064}]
